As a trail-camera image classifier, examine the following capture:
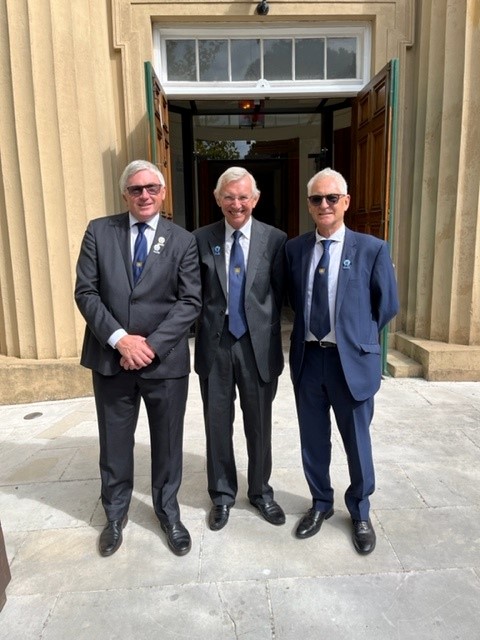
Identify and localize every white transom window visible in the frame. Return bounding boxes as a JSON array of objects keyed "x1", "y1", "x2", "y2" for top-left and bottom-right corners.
[{"x1": 153, "y1": 24, "x2": 371, "y2": 98}]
